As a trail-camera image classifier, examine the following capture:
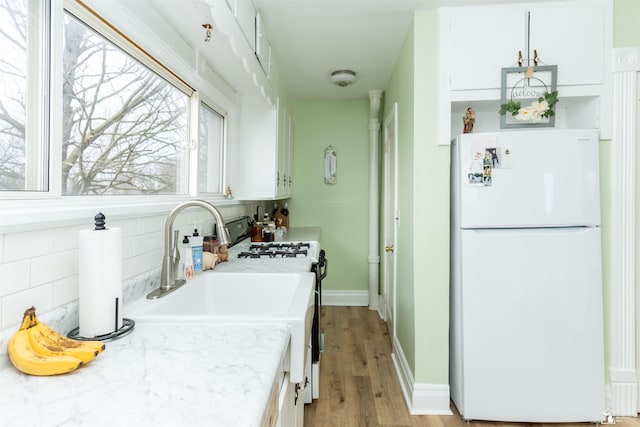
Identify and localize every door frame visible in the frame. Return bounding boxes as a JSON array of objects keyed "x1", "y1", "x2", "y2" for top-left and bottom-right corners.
[{"x1": 382, "y1": 102, "x2": 398, "y2": 337}]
